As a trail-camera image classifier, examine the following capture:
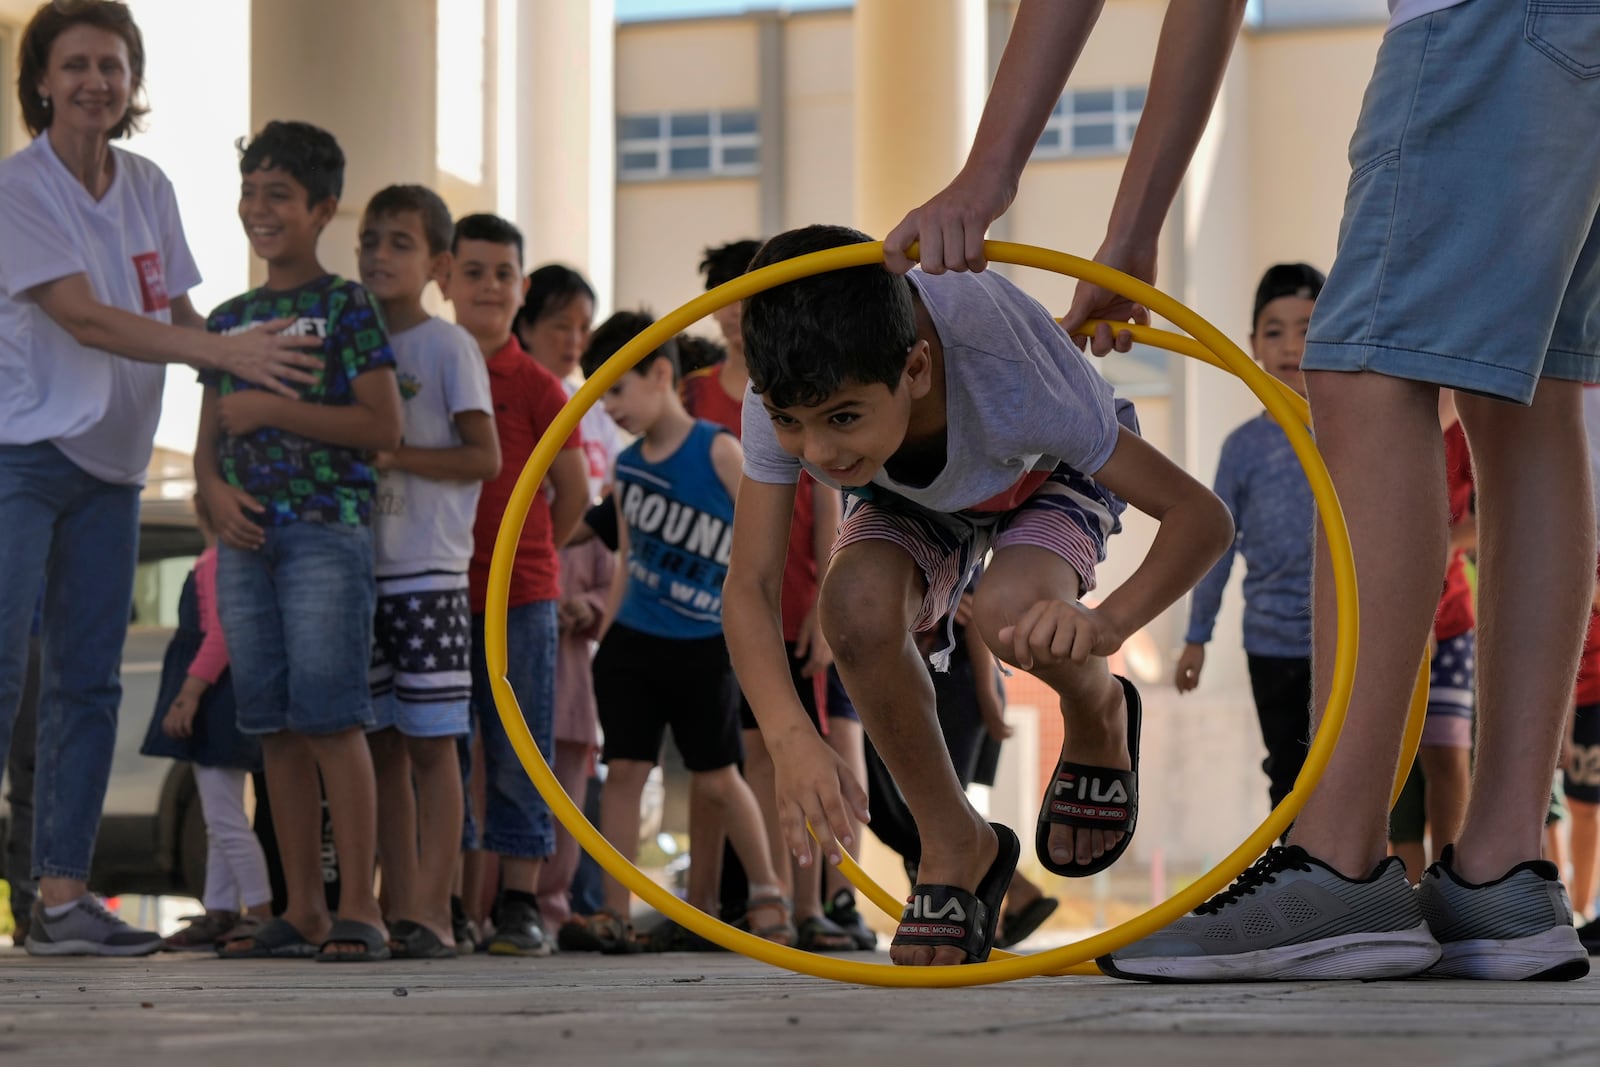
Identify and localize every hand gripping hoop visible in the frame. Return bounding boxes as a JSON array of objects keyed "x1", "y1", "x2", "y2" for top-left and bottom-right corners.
[{"x1": 483, "y1": 240, "x2": 1429, "y2": 987}]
